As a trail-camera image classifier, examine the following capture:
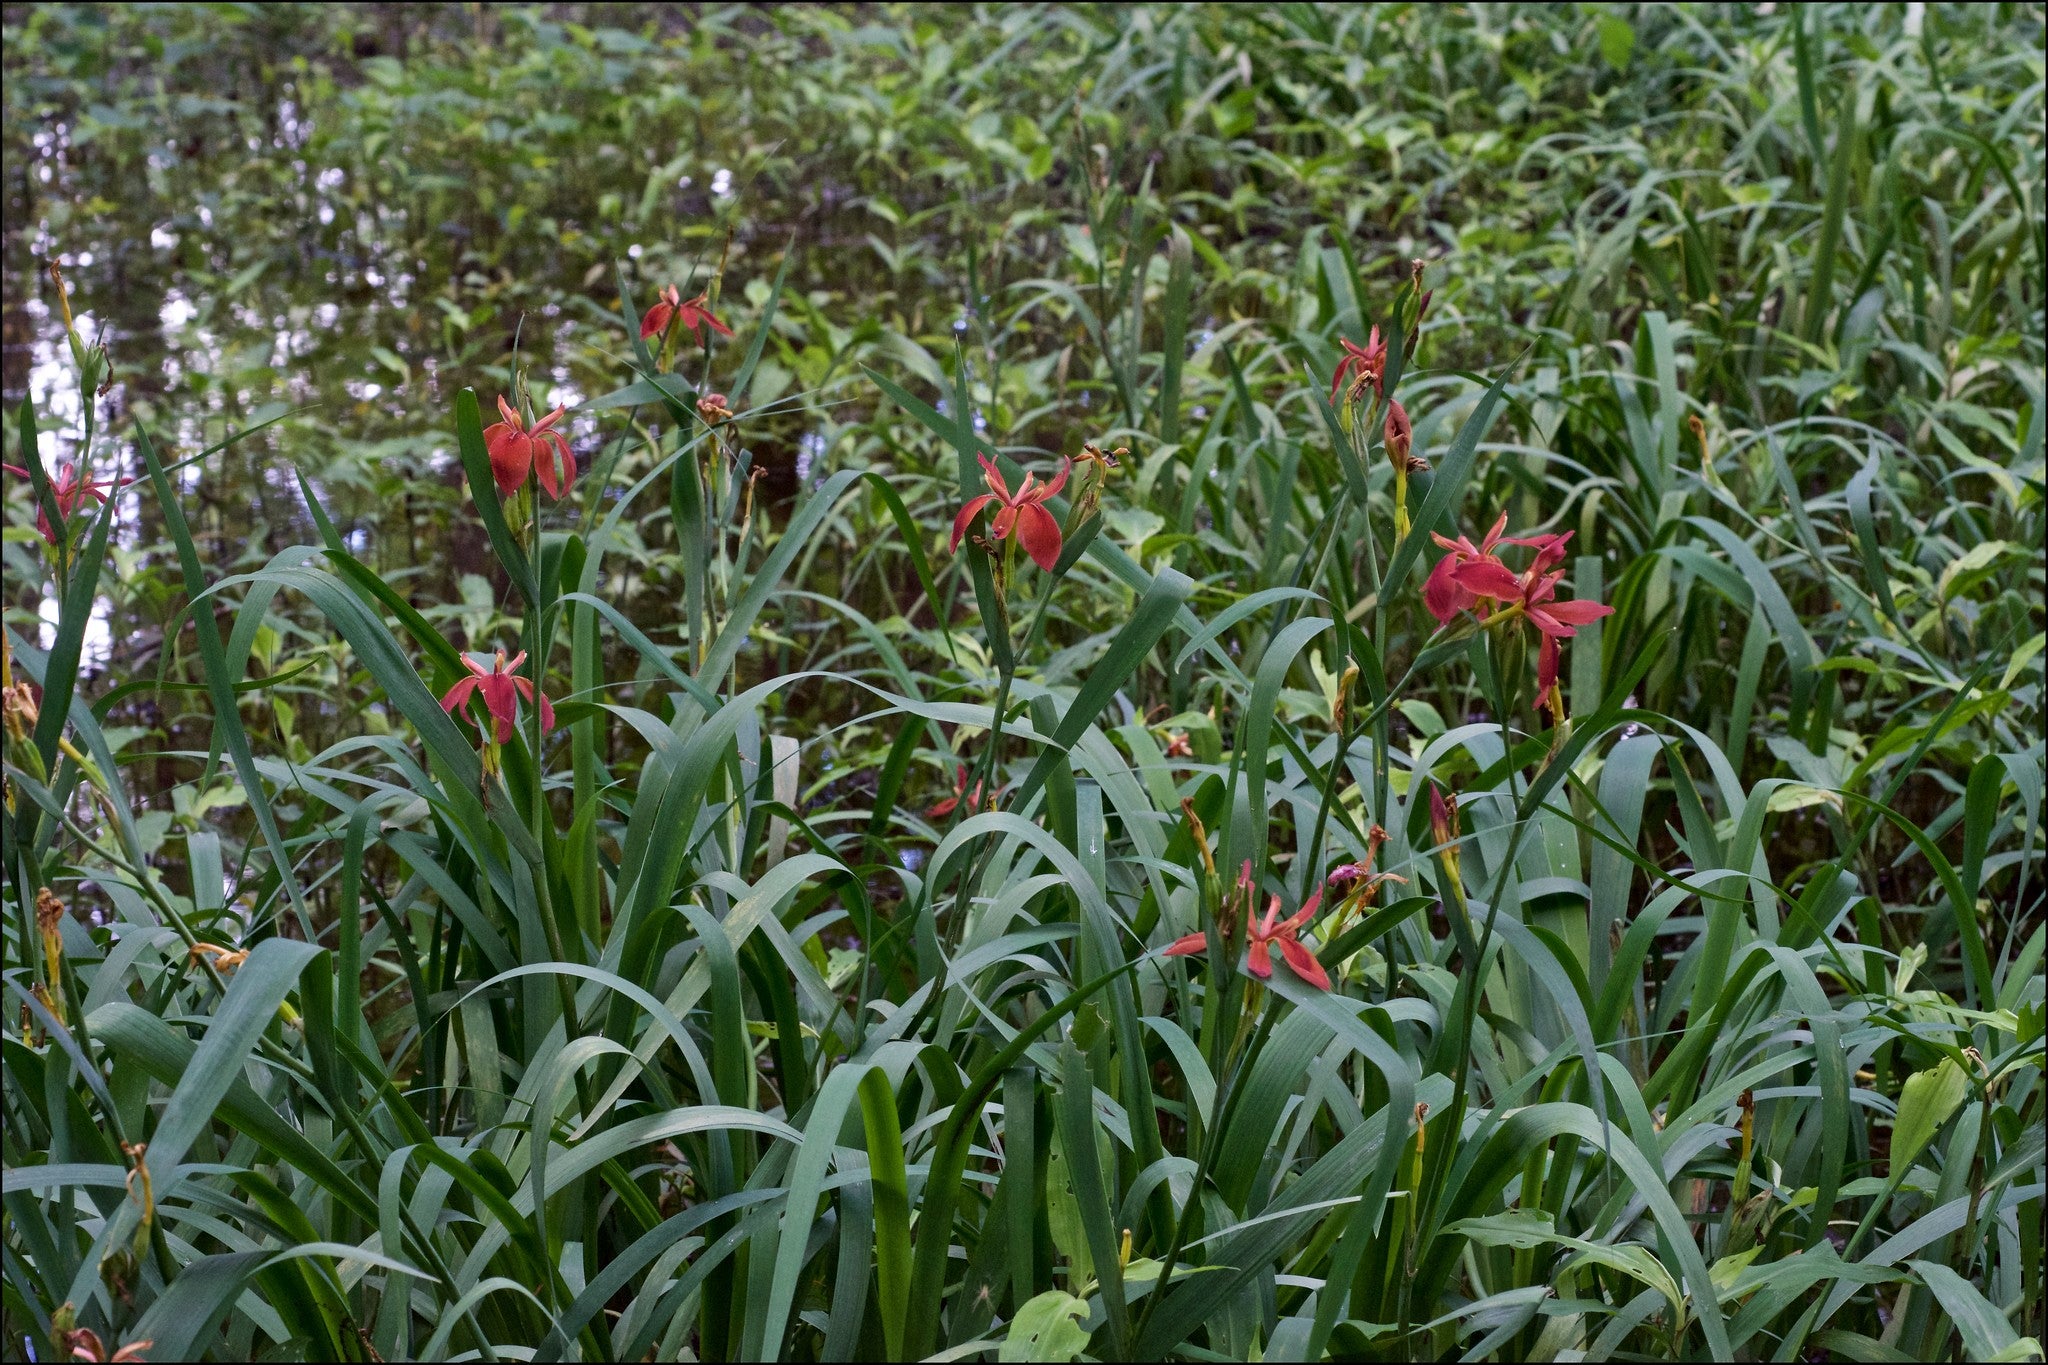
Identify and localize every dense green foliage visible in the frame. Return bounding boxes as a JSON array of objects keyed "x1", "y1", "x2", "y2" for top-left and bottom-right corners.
[{"x1": 3, "y1": 4, "x2": 2044, "y2": 1361}]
